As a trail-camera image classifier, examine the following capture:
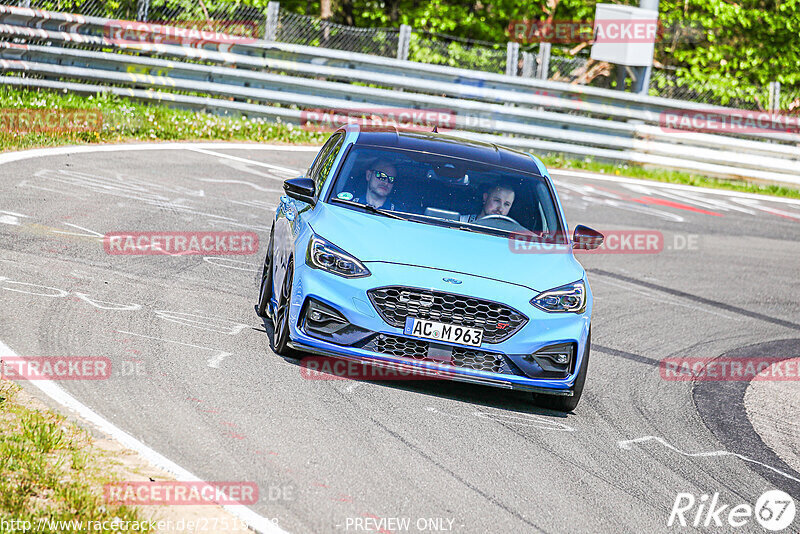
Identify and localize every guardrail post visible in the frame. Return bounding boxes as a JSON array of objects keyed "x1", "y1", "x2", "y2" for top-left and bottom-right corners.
[
  {"x1": 505, "y1": 41, "x2": 520, "y2": 76},
  {"x1": 536, "y1": 42, "x2": 551, "y2": 80},
  {"x1": 521, "y1": 51, "x2": 534, "y2": 77},
  {"x1": 136, "y1": 0, "x2": 150, "y2": 22},
  {"x1": 768, "y1": 81, "x2": 781, "y2": 112},
  {"x1": 397, "y1": 24, "x2": 411, "y2": 61},
  {"x1": 265, "y1": 2, "x2": 280, "y2": 41}
]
